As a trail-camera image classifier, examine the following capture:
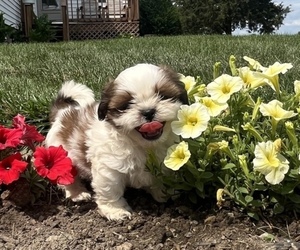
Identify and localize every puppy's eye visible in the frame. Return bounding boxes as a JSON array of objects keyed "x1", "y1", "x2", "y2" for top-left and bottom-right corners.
[
  {"x1": 117, "y1": 101, "x2": 133, "y2": 111},
  {"x1": 159, "y1": 94, "x2": 176, "y2": 102}
]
